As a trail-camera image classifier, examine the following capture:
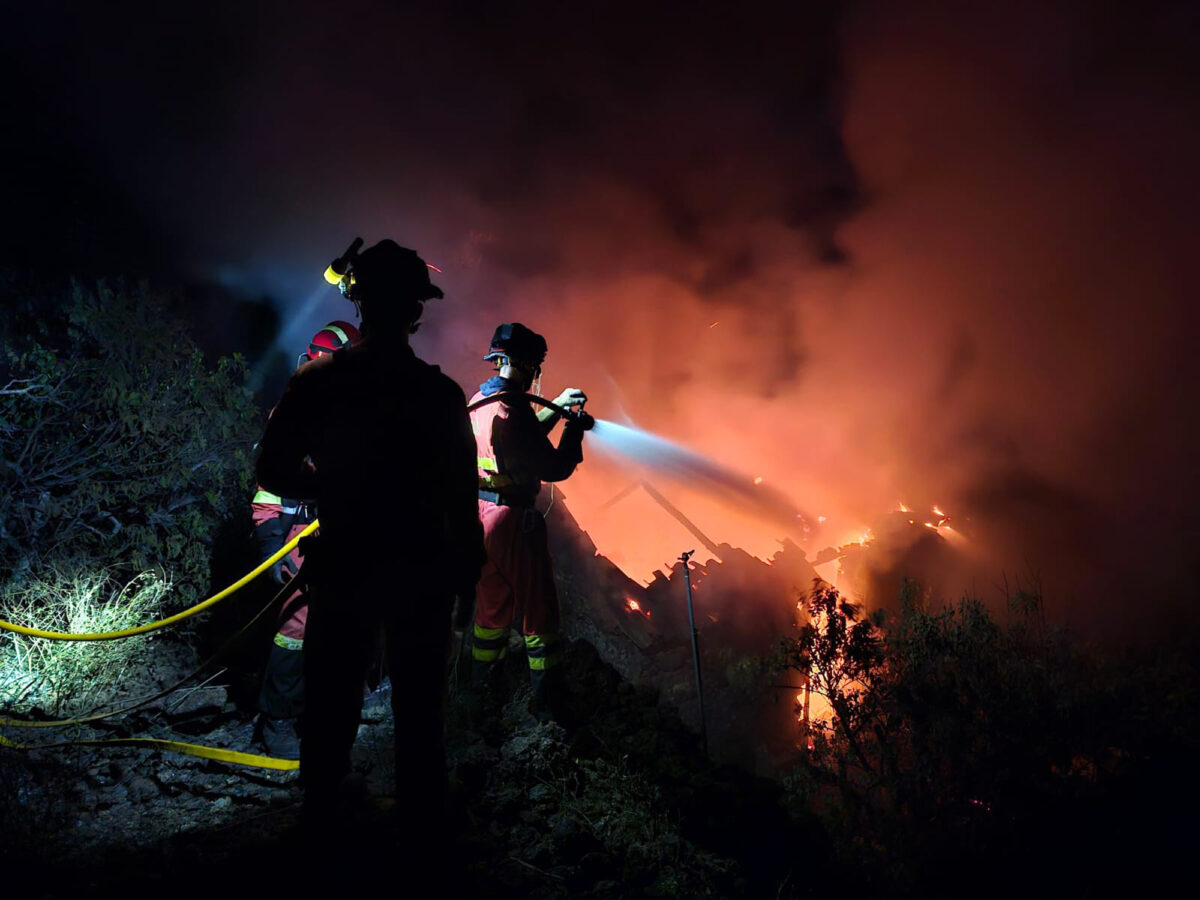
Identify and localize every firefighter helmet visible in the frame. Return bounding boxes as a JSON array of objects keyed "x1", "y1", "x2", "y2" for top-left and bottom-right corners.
[
  {"x1": 344, "y1": 239, "x2": 443, "y2": 305},
  {"x1": 302, "y1": 320, "x2": 361, "y2": 364},
  {"x1": 484, "y1": 323, "x2": 547, "y2": 368}
]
